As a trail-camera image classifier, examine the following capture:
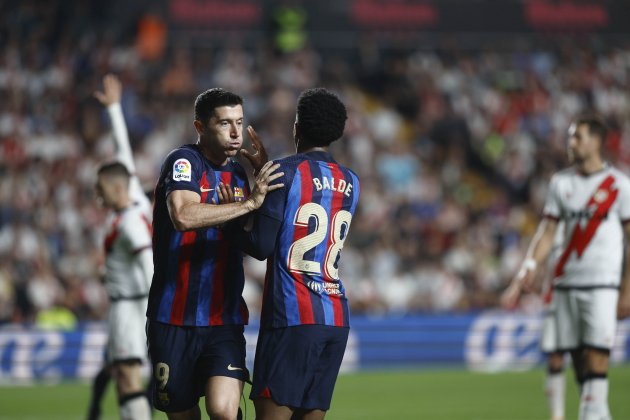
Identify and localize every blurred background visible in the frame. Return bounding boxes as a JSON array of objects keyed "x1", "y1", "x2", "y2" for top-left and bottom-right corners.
[{"x1": 1, "y1": 0, "x2": 630, "y2": 417}]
